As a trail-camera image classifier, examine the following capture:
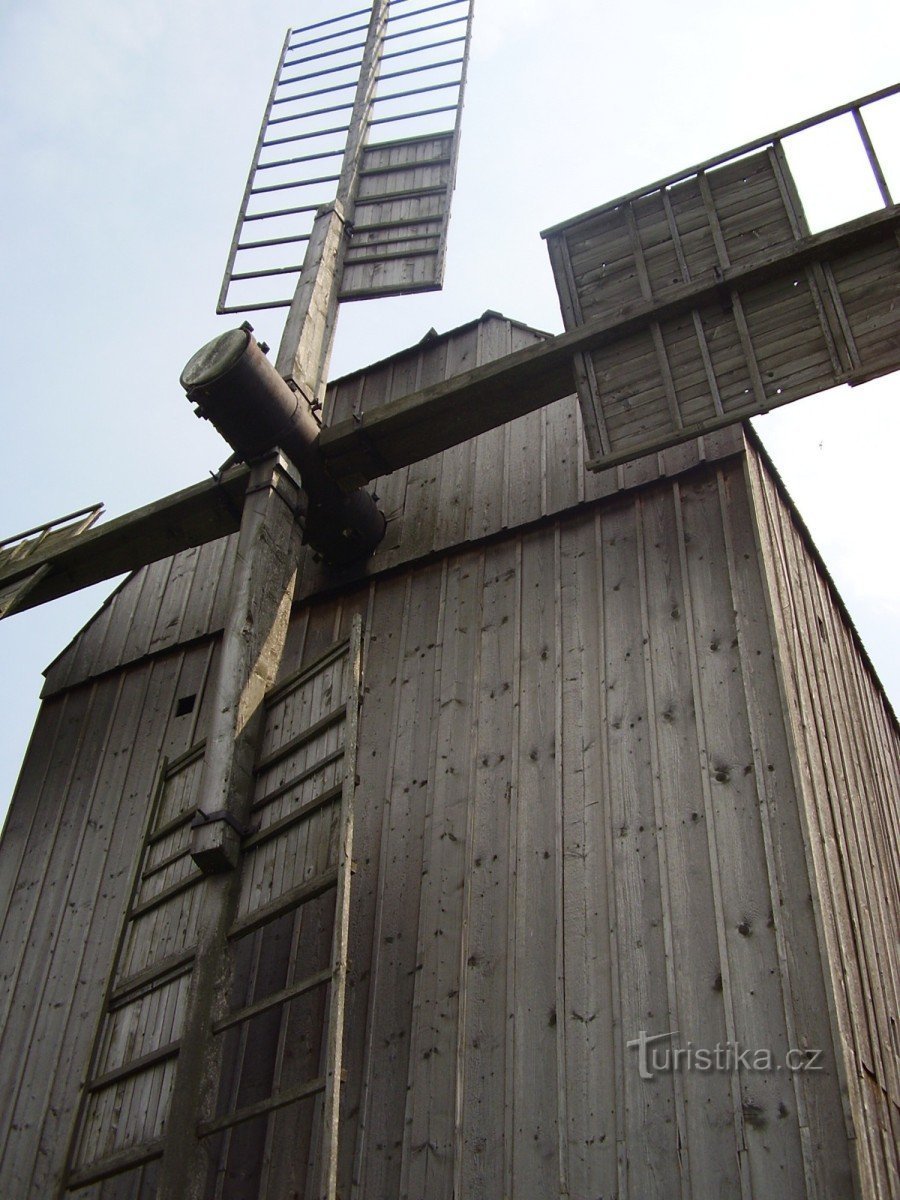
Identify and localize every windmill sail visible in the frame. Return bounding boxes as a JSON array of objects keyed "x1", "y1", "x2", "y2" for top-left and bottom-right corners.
[
  {"x1": 0, "y1": 505, "x2": 103, "y2": 618},
  {"x1": 217, "y1": 0, "x2": 474, "y2": 315},
  {"x1": 543, "y1": 81, "x2": 900, "y2": 470}
]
